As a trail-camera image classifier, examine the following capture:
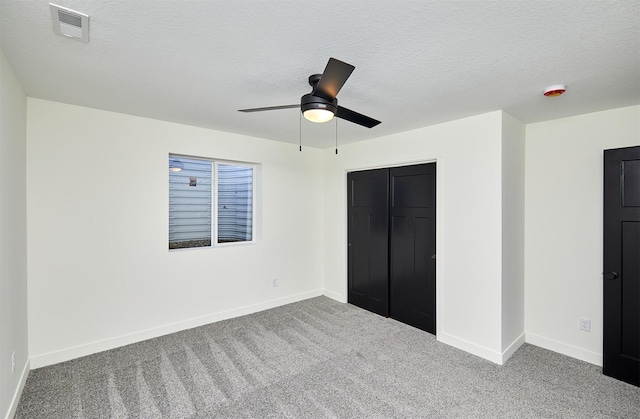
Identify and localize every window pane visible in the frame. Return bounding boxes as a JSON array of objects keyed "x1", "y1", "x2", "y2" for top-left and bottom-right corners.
[
  {"x1": 217, "y1": 164, "x2": 253, "y2": 243},
  {"x1": 169, "y1": 157, "x2": 212, "y2": 249}
]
